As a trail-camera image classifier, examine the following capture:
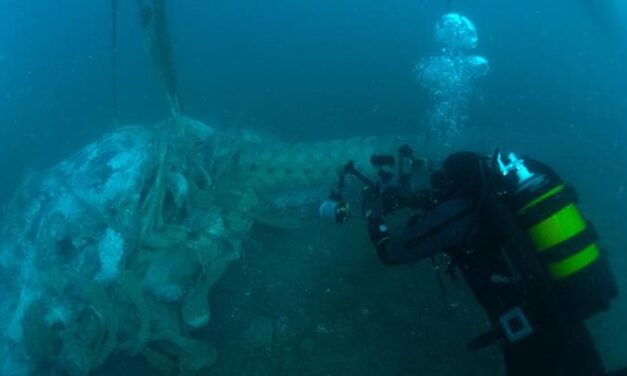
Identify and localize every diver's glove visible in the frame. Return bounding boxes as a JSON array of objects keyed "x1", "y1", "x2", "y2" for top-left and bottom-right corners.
[
  {"x1": 361, "y1": 185, "x2": 383, "y2": 221},
  {"x1": 362, "y1": 185, "x2": 391, "y2": 247},
  {"x1": 367, "y1": 218, "x2": 391, "y2": 248}
]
